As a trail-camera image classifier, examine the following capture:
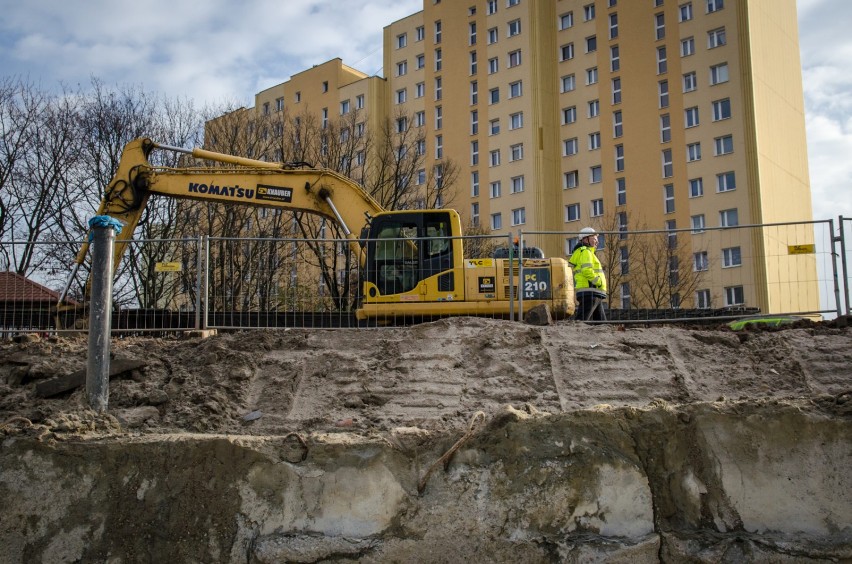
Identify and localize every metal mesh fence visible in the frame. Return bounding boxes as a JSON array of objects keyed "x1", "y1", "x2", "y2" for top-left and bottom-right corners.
[{"x1": 0, "y1": 218, "x2": 847, "y2": 336}]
